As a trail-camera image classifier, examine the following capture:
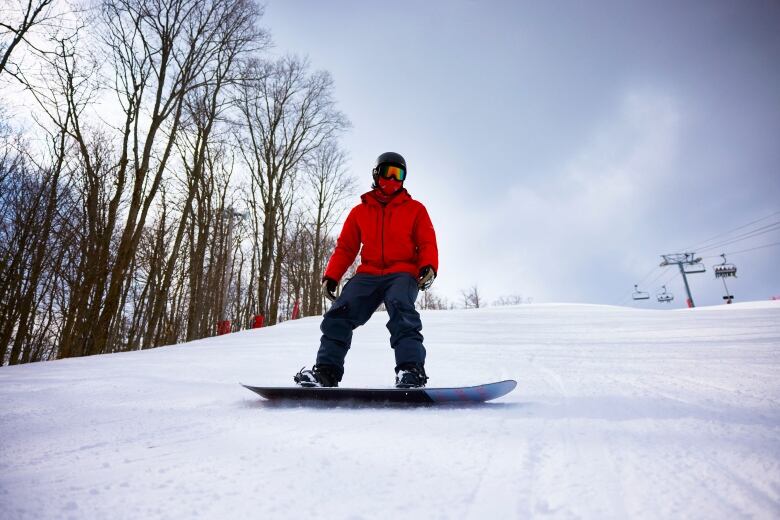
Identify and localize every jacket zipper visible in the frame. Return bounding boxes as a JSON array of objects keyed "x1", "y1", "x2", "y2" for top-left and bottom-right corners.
[{"x1": 380, "y1": 204, "x2": 386, "y2": 273}]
